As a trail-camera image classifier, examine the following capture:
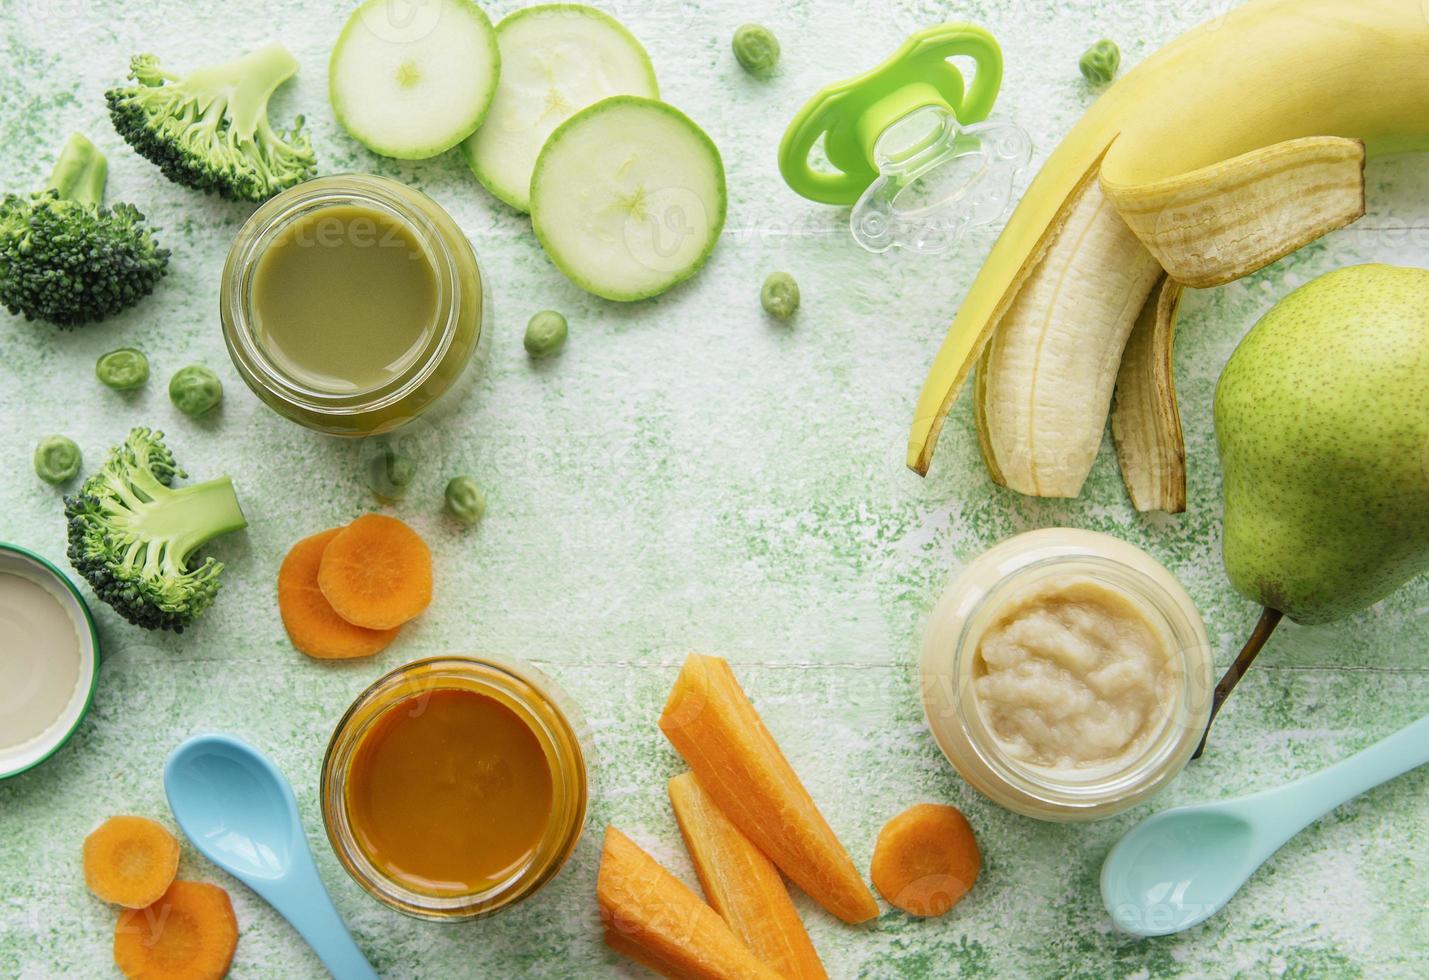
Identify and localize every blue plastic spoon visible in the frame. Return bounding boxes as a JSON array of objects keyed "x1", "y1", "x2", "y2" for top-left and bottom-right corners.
[
  {"x1": 164, "y1": 734, "x2": 378, "y2": 980},
  {"x1": 1102, "y1": 713, "x2": 1429, "y2": 937}
]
